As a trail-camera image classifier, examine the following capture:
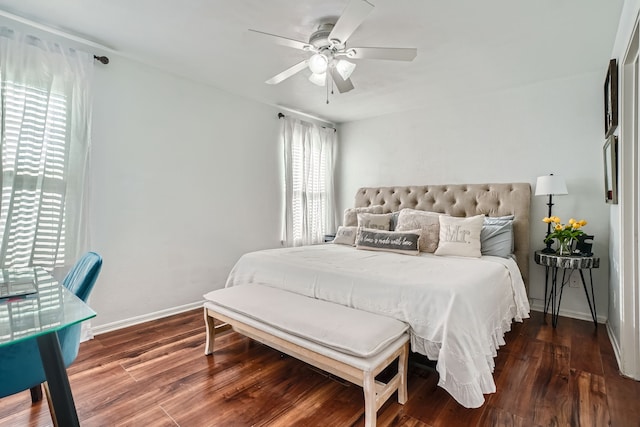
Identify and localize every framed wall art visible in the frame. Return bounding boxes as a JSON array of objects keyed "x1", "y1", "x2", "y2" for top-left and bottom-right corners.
[
  {"x1": 603, "y1": 134, "x2": 618, "y2": 204},
  {"x1": 604, "y1": 58, "x2": 618, "y2": 138}
]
